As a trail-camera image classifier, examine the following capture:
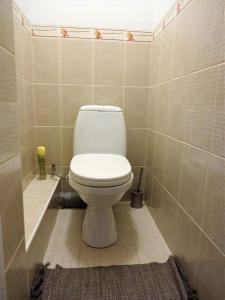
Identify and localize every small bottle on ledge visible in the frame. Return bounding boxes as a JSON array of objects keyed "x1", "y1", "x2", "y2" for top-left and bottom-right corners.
[{"x1": 37, "y1": 146, "x2": 46, "y2": 180}]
